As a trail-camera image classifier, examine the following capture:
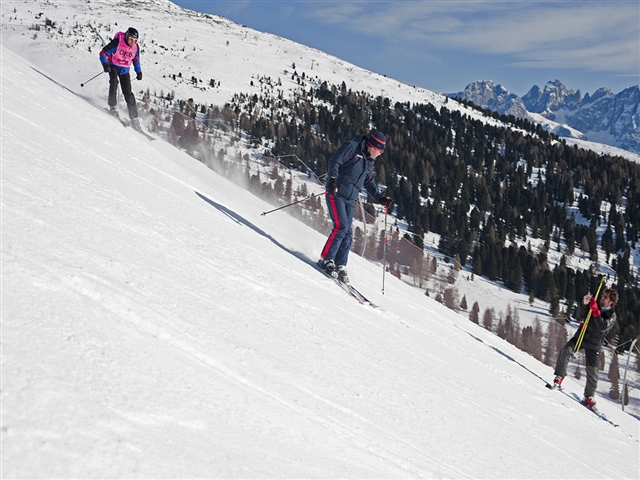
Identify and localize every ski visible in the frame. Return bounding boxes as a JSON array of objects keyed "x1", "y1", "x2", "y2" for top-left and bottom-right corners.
[
  {"x1": 346, "y1": 284, "x2": 379, "y2": 308},
  {"x1": 104, "y1": 108, "x2": 130, "y2": 127},
  {"x1": 577, "y1": 396, "x2": 619, "y2": 428},
  {"x1": 334, "y1": 278, "x2": 370, "y2": 306},
  {"x1": 315, "y1": 265, "x2": 377, "y2": 307},
  {"x1": 132, "y1": 126, "x2": 156, "y2": 141},
  {"x1": 545, "y1": 384, "x2": 619, "y2": 428},
  {"x1": 104, "y1": 108, "x2": 155, "y2": 140}
]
